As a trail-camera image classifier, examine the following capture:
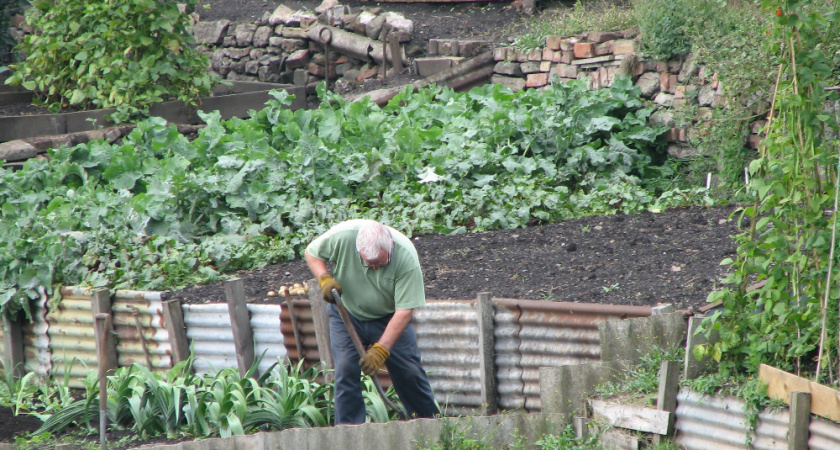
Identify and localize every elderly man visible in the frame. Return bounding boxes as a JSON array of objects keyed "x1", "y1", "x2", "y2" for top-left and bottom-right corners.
[{"x1": 304, "y1": 219, "x2": 439, "y2": 424}]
